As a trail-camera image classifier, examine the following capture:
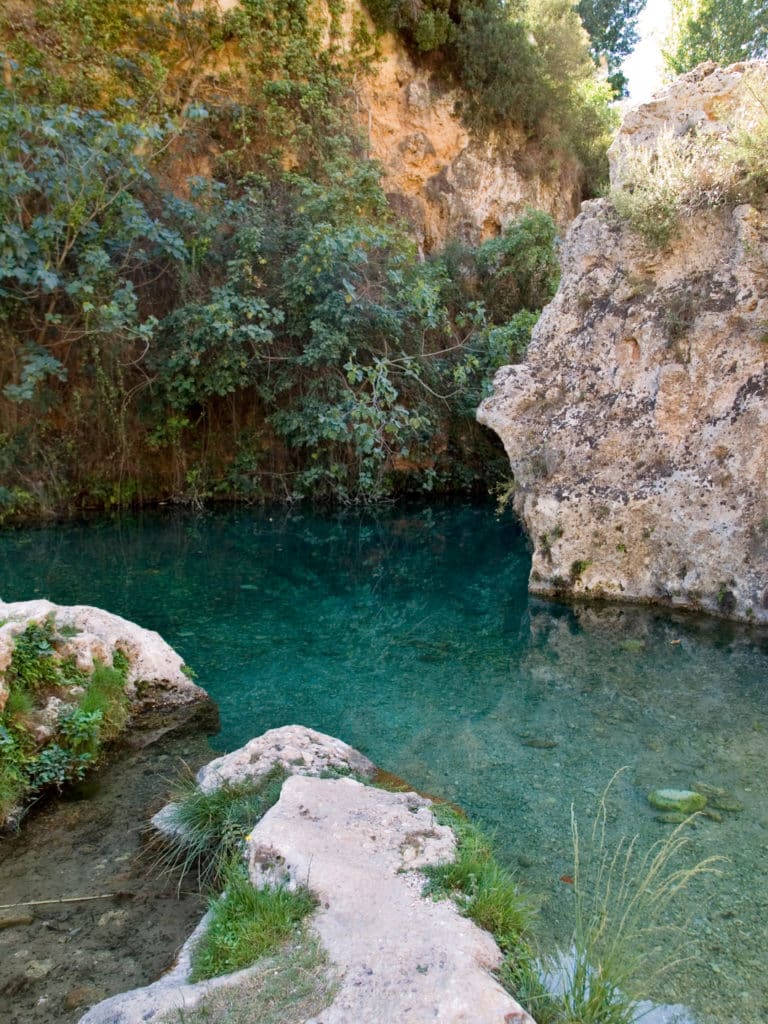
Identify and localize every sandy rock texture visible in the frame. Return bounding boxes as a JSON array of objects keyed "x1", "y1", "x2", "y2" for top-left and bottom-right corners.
[
  {"x1": 196, "y1": 723, "x2": 375, "y2": 791},
  {"x1": 0, "y1": 598, "x2": 212, "y2": 720},
  {"x1": 478, "y1": 63, "x2": 768, "y2": 622},
  {"x1": 88, "y1": 727, "x2": 532, "y2": 1024},
  {"x1": 355, "y1": 28, "x2": 580, "y2": 251}
]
